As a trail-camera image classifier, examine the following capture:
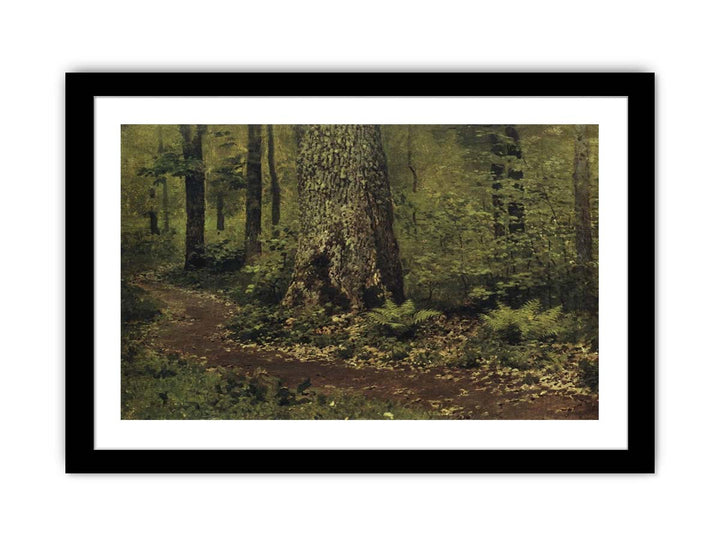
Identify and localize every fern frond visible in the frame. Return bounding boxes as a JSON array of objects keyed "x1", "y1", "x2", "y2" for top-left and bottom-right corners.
[
  {"x1": 522, "y1": 299, "x2": 541, "y2": 317},
  {"x1": 398, "y1": 299, "x2": 416, "y2": 318},
  {"x1": 367, "y1": 310, "x2": 390, "y2": 325},
  {"x1": 388, "y1": 322, "x2": 409, "y2": 331},
  {"x1": 413, "y1": 309, "x2": 441, "y2": 324},
  {"x1": 366, "y1": 298, "x2": 442, "y2": 336},
  {"x1": 483, "y1": 300, "x2": 563, "y2": 343},
  {"x1": 383, "y1": 298, "x2": 399, "y2": 313}
]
